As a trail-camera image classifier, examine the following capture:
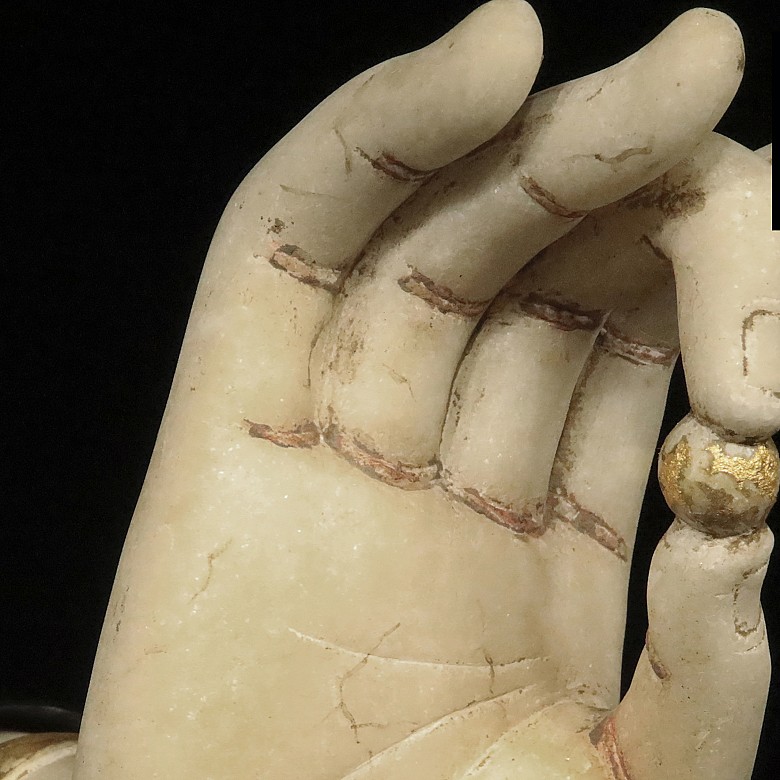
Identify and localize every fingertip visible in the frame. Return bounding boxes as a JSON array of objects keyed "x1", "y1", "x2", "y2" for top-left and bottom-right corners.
[
  {"x1": 655, "y1": 8, "x2": 744, "y2": 123},
  {"x1": 516, "y1": 7, "x2": 744, "y2": 213},
  {"x1": 661, "y1": 8, "x2": 743, "y2": 74},
  {"x1": 340, "y1": 0, "x2": 543, "y2": 171},
  {"x1": 432, "y1": 0, "x2": 544, "y2": 105},
  {"x1": 411, "y1": 0, "x2": 544, "y2": 167}
]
